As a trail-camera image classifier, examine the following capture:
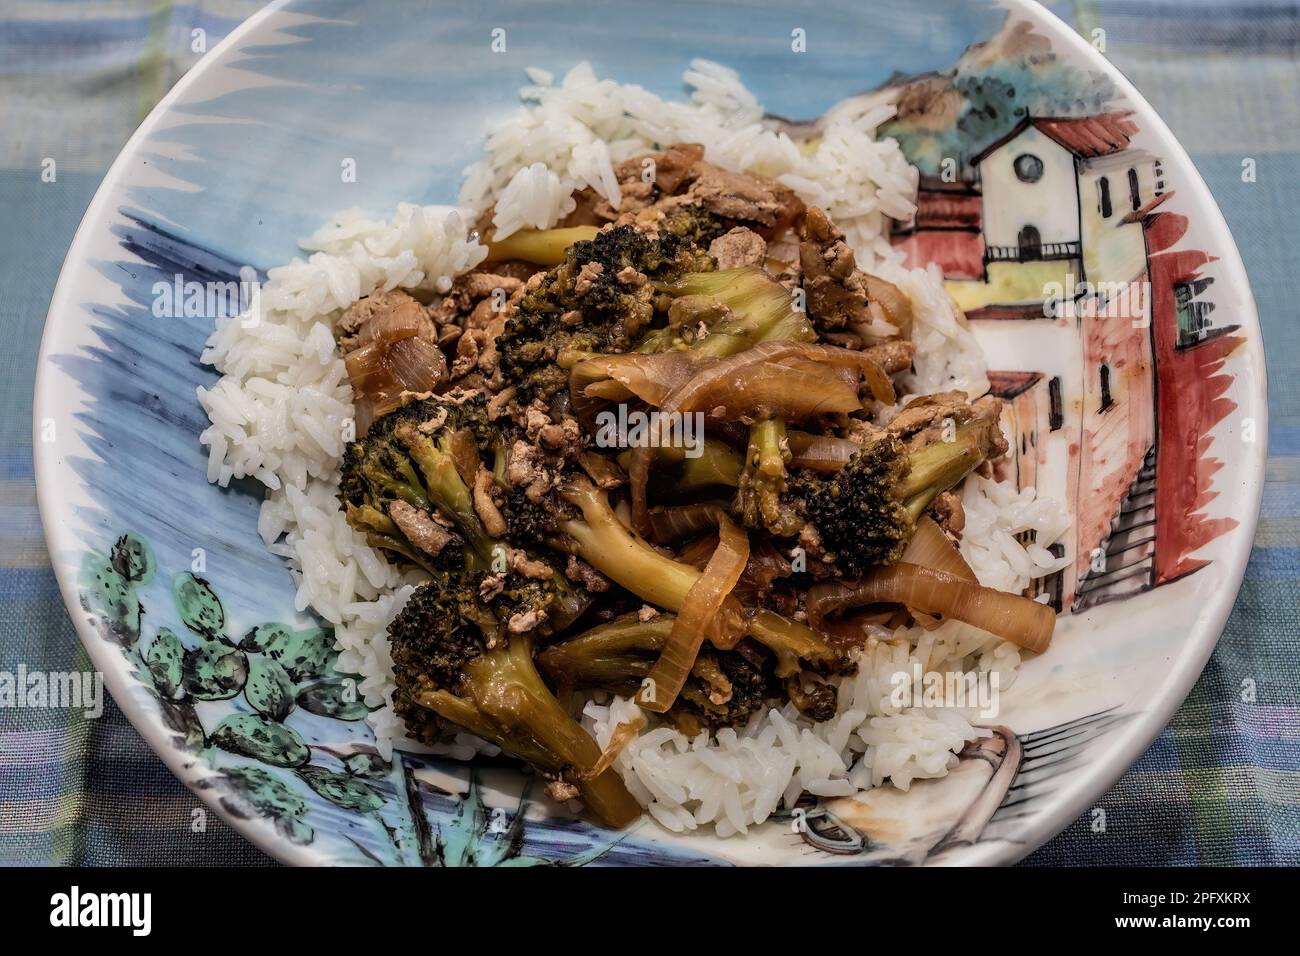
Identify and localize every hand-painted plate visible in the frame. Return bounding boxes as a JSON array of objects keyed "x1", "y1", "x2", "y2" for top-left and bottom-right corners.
[{"x1": 34, "y1": 0, "x2": 1265, "y2": 865}]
